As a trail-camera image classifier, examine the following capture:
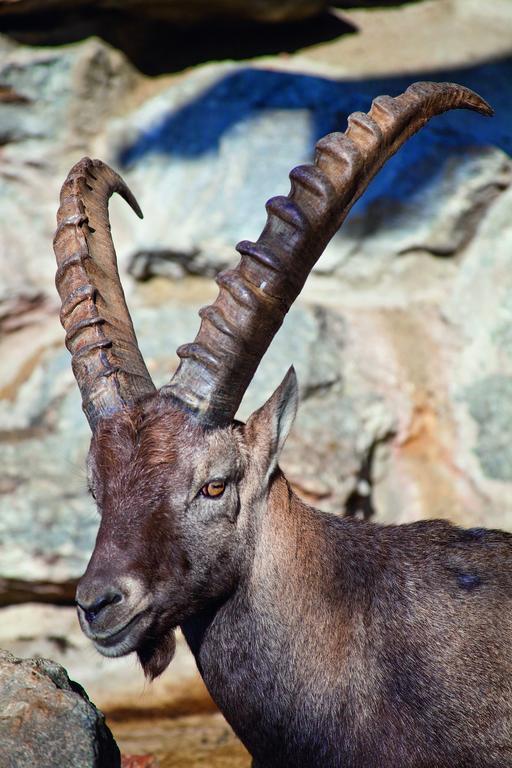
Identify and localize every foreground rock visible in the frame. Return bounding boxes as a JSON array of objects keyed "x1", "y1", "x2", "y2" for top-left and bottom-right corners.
[{"x1": 0, "y1": 650, "x2": 120, "y2": 767}]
